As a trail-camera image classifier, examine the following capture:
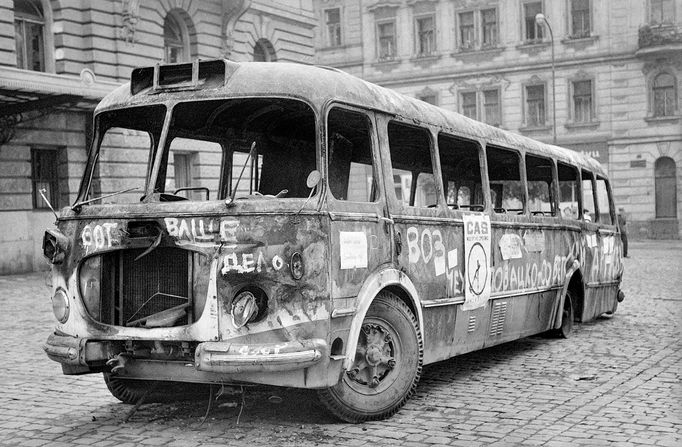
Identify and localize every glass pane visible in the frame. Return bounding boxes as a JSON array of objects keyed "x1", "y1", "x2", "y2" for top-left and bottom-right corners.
[
  {"x1": 596, "y1": 178, "x2": 613, "y2": 224},
  {"x1": 558, "y1": 163, "x2": 580, "y2": 219},
  {"x1": 487, "y1": 146, "x2": 525, "y2": 213},
  {"x1": 526, "y1": 155, "x2": 555, "y2": 216},
  {"x1": 462, "y1": 92, "x2": 477, "y2": 119},
  {"x1": 438, "y1": 134, "x2": 483, "y2": 210},
  {"x1": 582, "y1": 172, "x2": 596, "y2": 222},
  {"x1": 387, "y1": 122, "x2": 433, "y2": 208}
]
